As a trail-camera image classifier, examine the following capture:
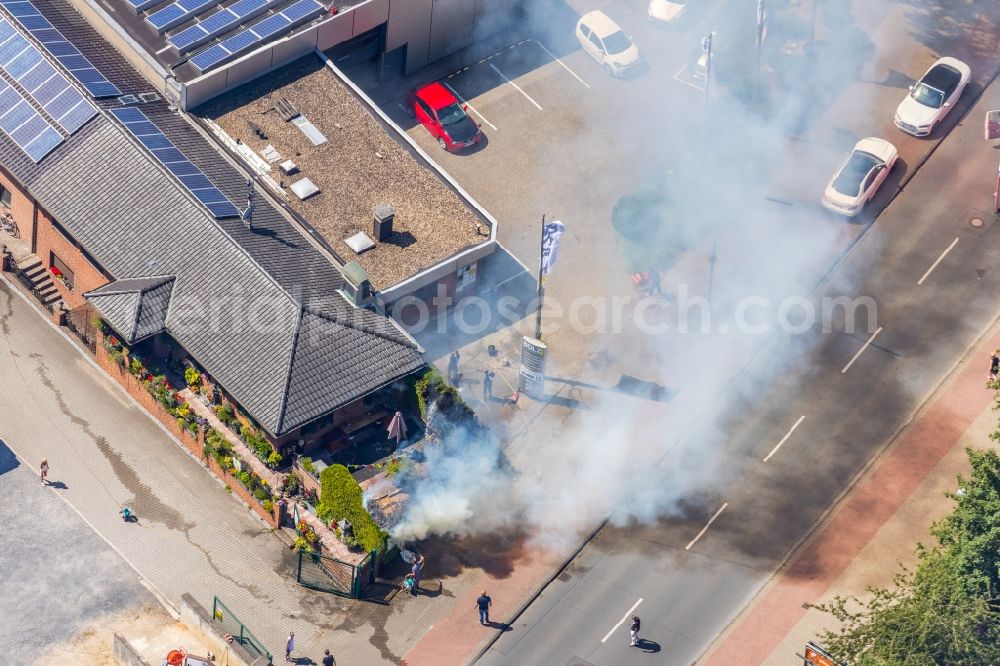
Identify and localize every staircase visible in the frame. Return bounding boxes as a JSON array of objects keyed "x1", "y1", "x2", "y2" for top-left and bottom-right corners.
[{"x1": 15, "y1": 255, "x2": 63, "y2": 310}]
